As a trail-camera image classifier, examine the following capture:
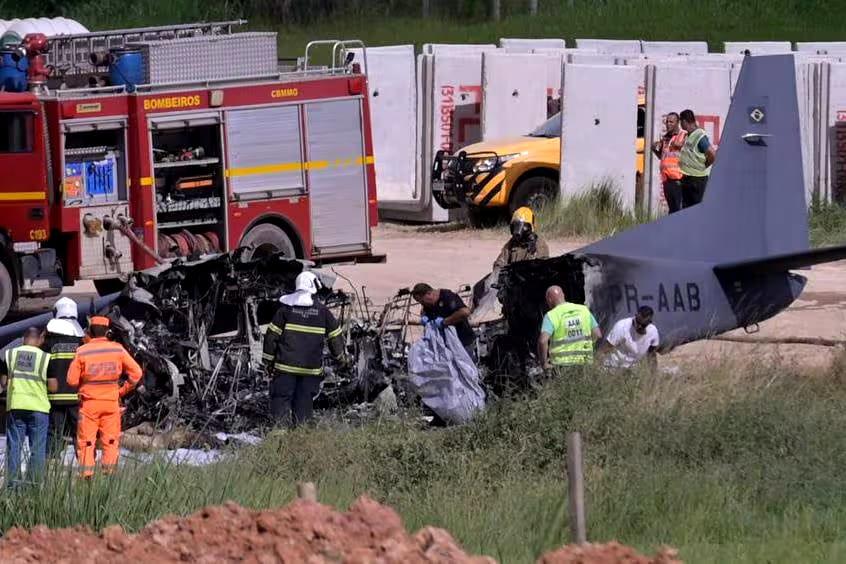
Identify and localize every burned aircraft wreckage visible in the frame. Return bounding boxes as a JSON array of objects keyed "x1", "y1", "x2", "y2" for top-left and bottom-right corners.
[
  {"x1": 15, "y1": 54, "x2": 846, "y2": 434},
  {"x1": 62, "y1": 247, "x2": 590, "y2": 433}
]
